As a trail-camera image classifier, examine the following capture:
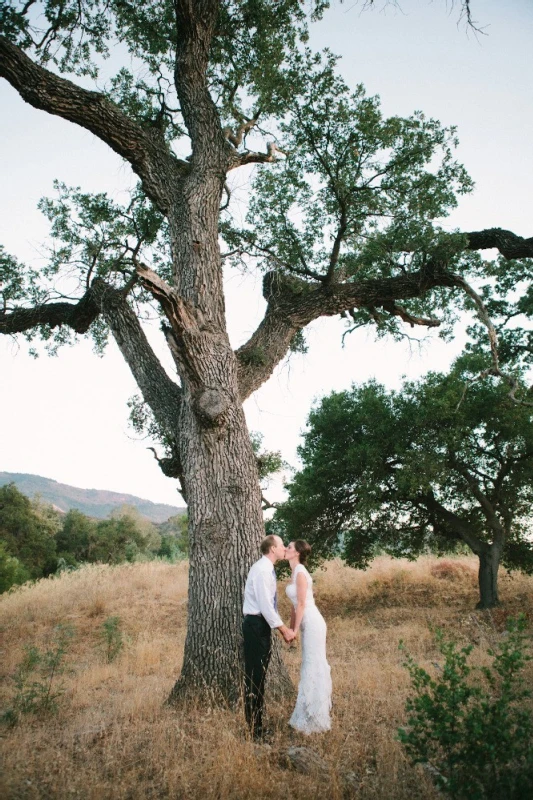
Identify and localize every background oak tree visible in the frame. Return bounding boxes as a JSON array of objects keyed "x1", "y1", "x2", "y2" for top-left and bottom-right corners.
[{"x1": 276, "y1": 352, "x2": 533, "y2": 608}]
